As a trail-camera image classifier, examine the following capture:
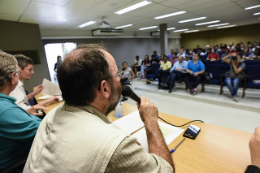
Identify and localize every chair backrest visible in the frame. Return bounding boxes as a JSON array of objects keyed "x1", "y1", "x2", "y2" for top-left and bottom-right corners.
[
  {"x1": 150, "y1": 64, "x2": 160, "y2": 74},
  {"x1": 244, "y1": 60, "x2": 260, "y2": 66},
  {"x1": 207, "y1": 64, "x2": 226, "y2": 80},
  {"x1": 247, "y1": 65, "x2": 260, "y2": 82}
]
